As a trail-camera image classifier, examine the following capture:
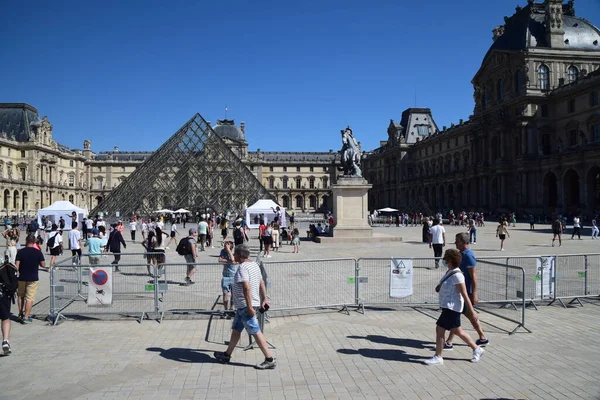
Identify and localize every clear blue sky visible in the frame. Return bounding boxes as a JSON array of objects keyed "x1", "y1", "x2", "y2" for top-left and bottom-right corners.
[{"x1": 2, "y1": 1, "x2": 599, "y2": 153}]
